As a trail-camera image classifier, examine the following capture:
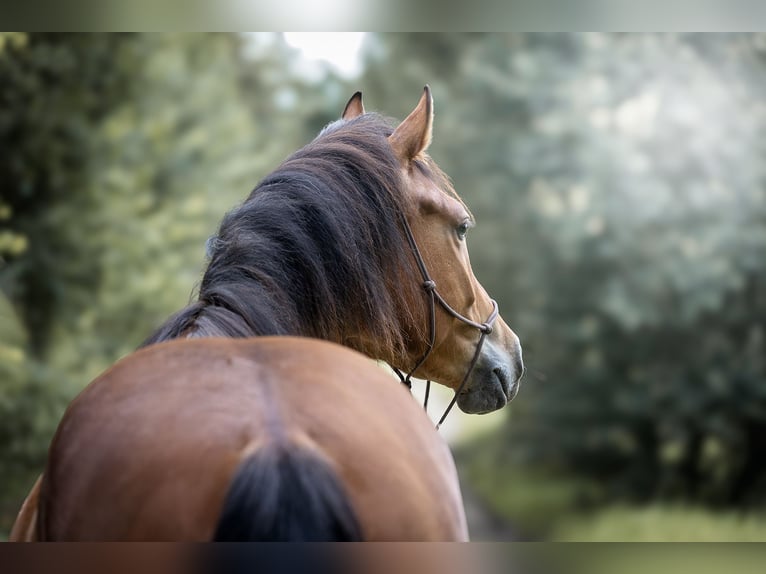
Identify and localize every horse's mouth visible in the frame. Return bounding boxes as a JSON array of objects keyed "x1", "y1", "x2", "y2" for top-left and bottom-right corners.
[{"x1": 456, "y1": 365, "x2": 520, "y2": 414}]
